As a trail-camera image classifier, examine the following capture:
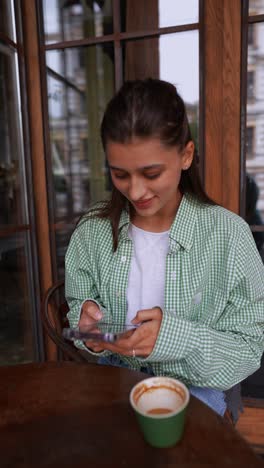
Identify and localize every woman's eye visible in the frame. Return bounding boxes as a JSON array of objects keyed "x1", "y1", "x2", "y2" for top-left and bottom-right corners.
[
  {"x1": 113, "y1": 173, "x2": 127, "y2": 179},
  {"x1": 112, "y1": 172, "x2": 161, "y2": 180},
  {"x1": 145, "y1": 173, "x2": 161, "y2": 179}
]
